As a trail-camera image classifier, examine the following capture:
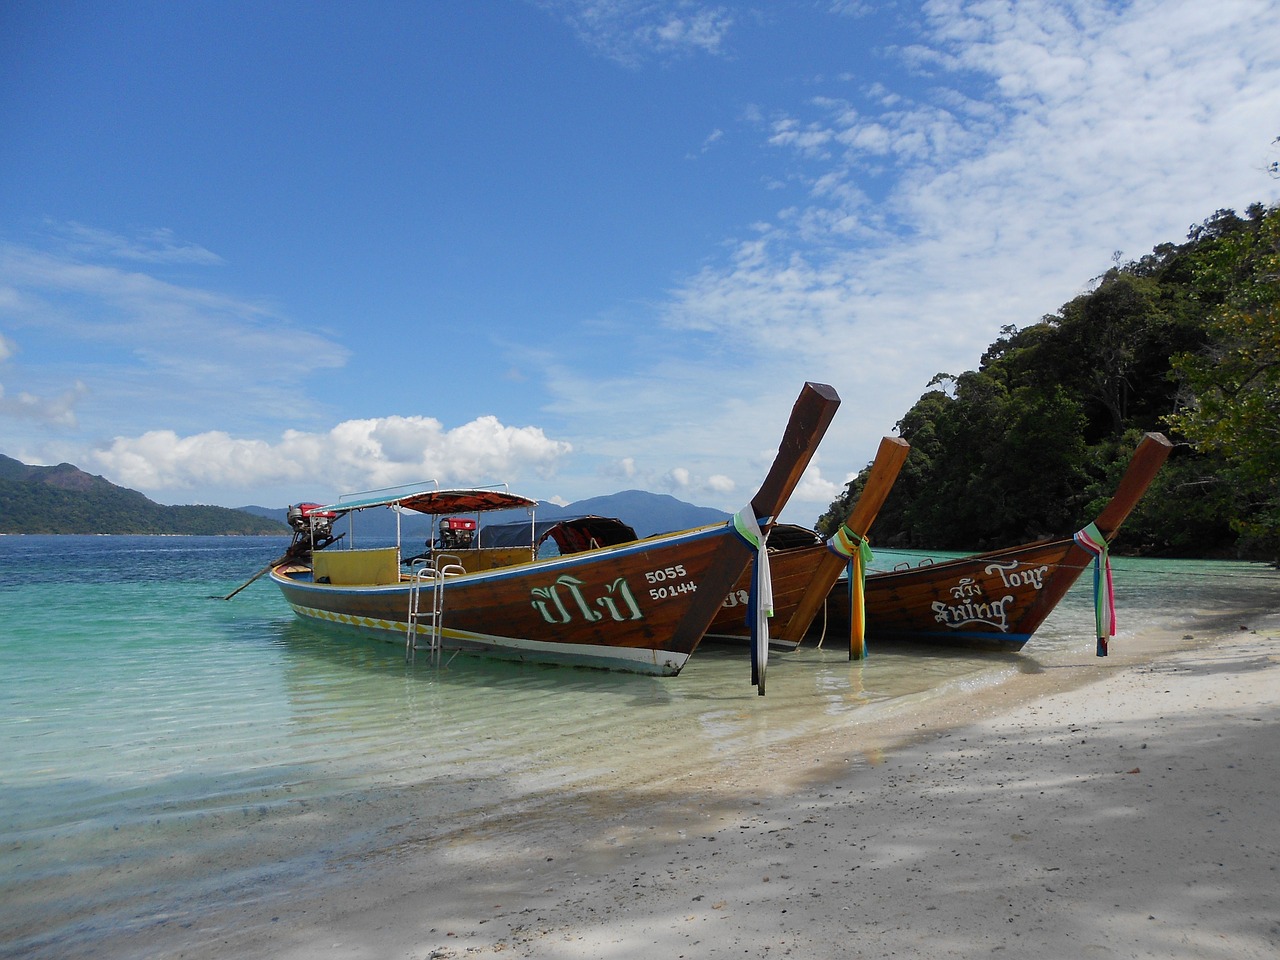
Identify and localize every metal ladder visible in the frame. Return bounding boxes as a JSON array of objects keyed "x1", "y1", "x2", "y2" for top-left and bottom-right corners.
[{"x1": 406, "y1": 555, "x2": 463, "y2": 665}]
